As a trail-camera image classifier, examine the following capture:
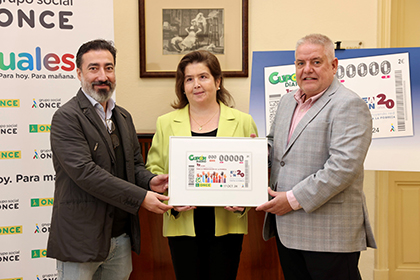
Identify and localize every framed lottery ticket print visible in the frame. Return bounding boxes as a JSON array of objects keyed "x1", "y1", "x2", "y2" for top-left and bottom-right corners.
[{"x1": 168, "y1": 136, "x2": 268, "y2": 206}]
